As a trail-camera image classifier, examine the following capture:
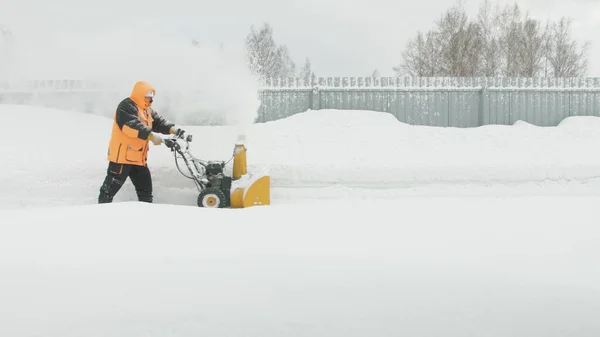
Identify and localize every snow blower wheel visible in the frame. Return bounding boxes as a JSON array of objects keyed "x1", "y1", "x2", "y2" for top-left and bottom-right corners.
[{"x1": 197, "y1": 187, "x2": 228, "y2": 208}]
